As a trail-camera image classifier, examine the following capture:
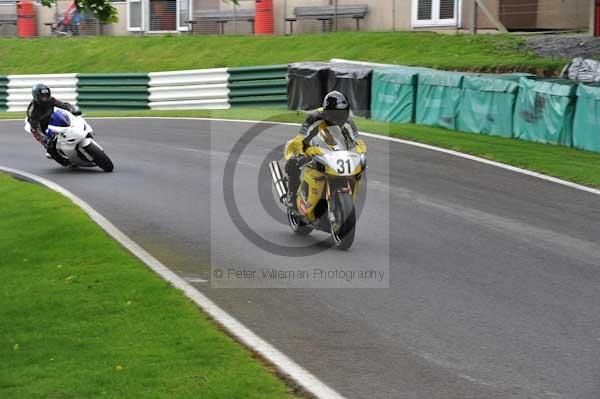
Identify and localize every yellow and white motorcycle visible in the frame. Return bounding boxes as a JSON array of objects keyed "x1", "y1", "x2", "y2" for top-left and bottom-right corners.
[{"x1": 270, "y1": 126, "x2": 366, "y2": 250}]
